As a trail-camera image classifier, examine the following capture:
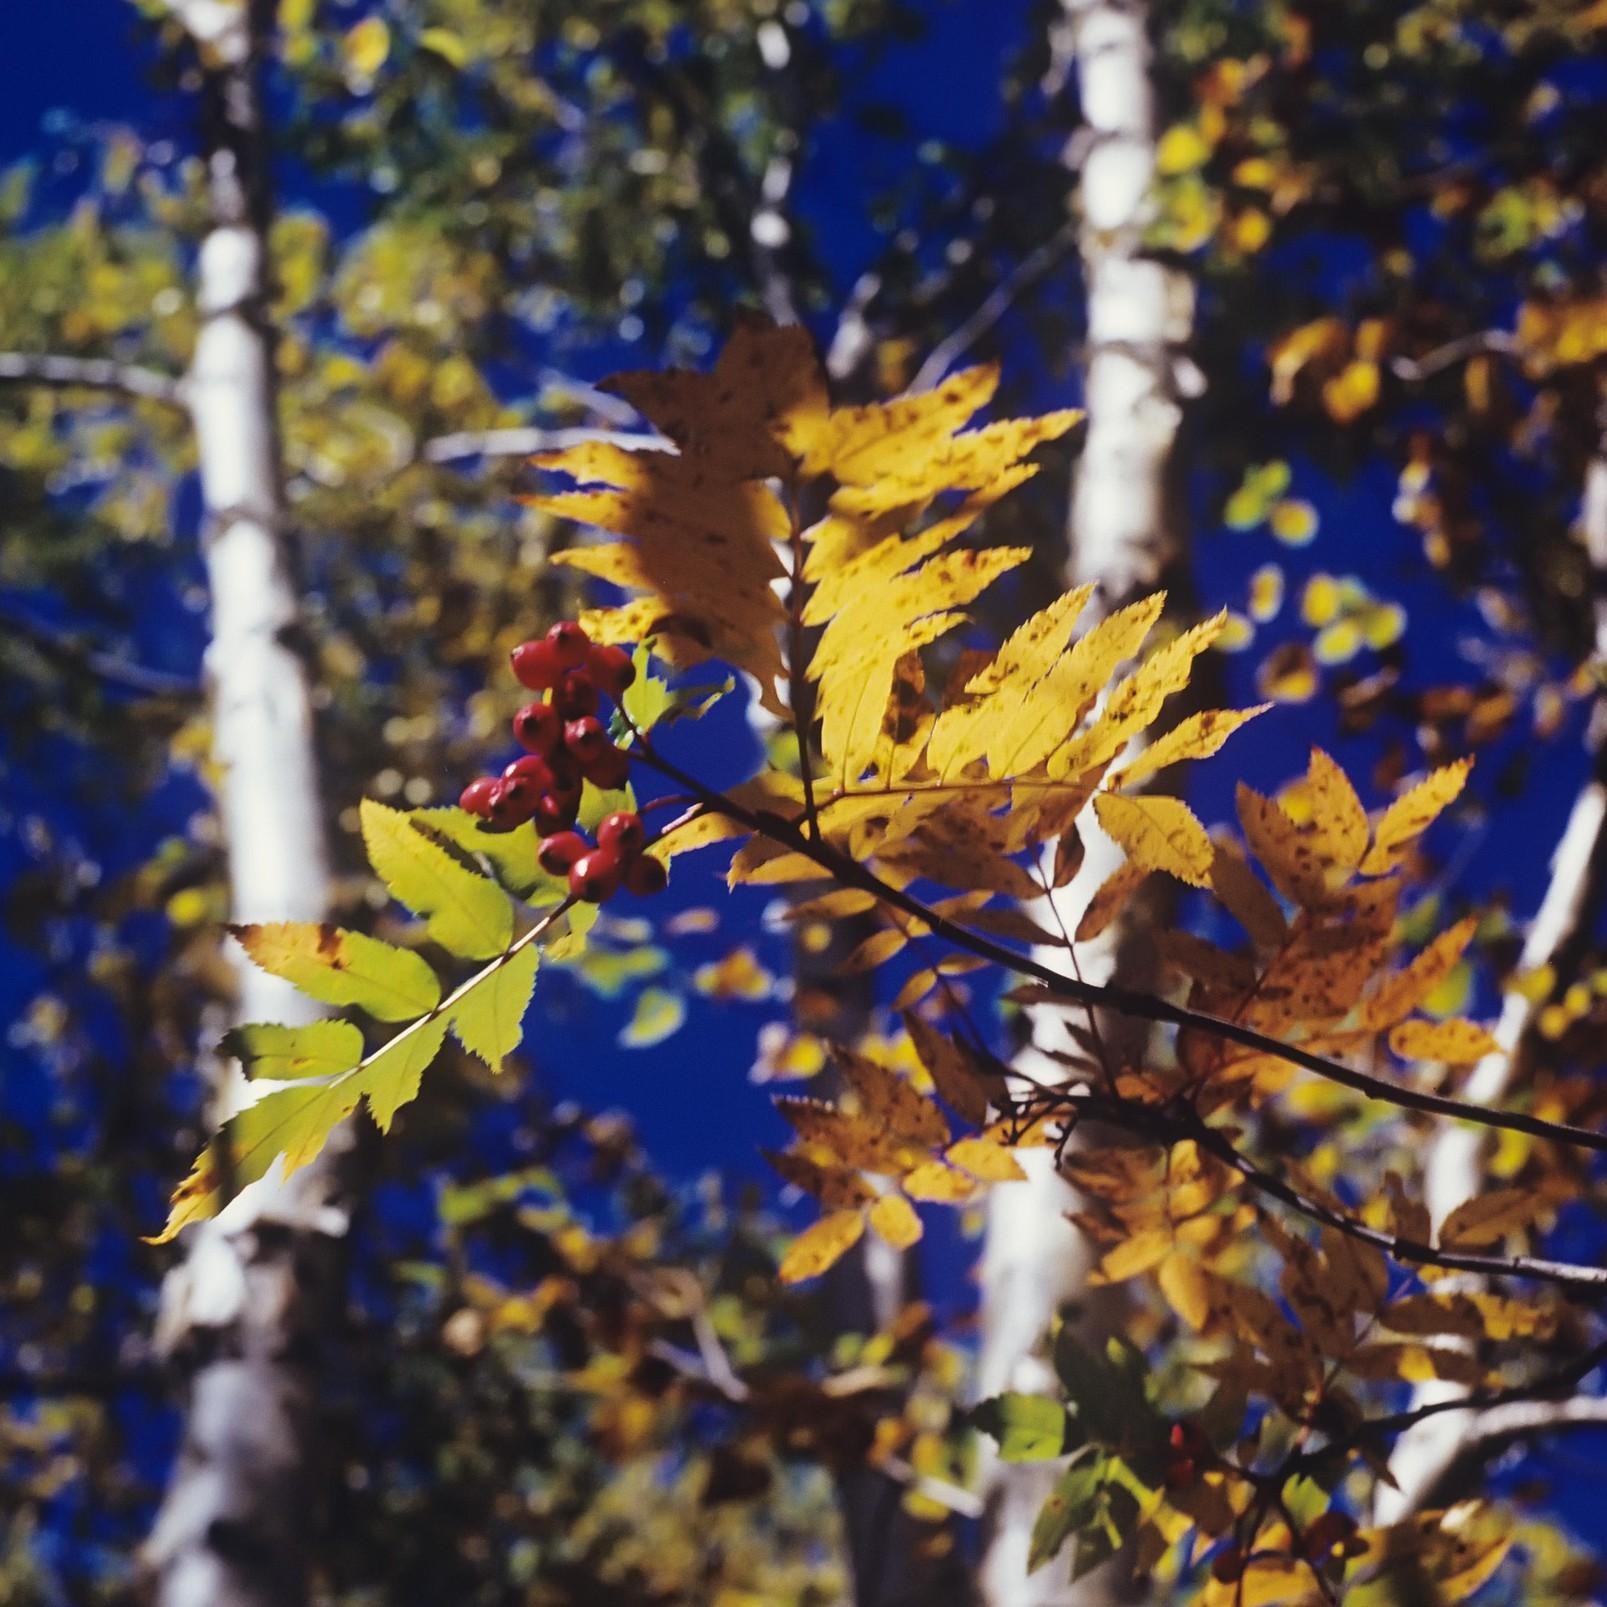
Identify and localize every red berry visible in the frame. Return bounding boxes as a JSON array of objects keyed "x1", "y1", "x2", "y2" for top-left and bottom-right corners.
[
  {"x1": 510, "y1": 638, "x2": 562, "y2": 691},
  {"x1": 504, "y1": 754, "x2": 558, "y2": 789},
  {"x1": 597, "y1": 811, "x2": 645, "y2": 858},
  {"x1": 569, "y1": 847, "x2": 624, "y2": 902},
  {"x1": 564, "y1": 716, "x2": 611, "y2": 765},
  {"x1": 546, "y1": 620, "x2": 592, "y2": 669},
  {"x1": 552, "y1": 669, "x2": 599, "y2": 720},
  {"x1": 459, "y1": 777, "x2": 498, "y2": 818},
  {"x1": 624, "y1": 853, "x2": 667, "y2": 896},
  {"x1": 581, "y1": 744, "x2": 630, "y2": 790},
  {"x1": 531, "y1": 791, "x2": 579, "y2": 836},
  {"x1": 587, "y1": 642, "x2": 636, "y2": 697},
  {"x1": 537, "y1": 830, "x2": 589, "y2": 877},
  {"x1": 513, "y1": 701, "x2": 563, "y2": 755},
  {"x1": 487, "y1": 778, "x2": 537, "y2": 829}
]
